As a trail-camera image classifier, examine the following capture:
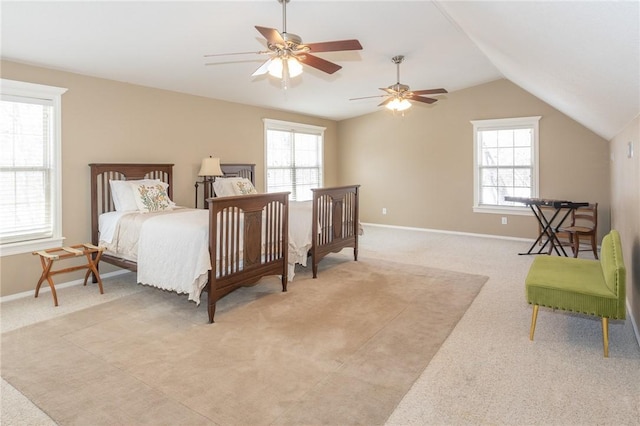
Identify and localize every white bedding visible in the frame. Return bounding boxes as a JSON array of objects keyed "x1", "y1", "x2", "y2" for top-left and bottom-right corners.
[
  {"x1": 100, "y1": 208, "x2": 210, "y2": 303},
  {"x1": 99, "y1": 202, "x2": 315, "y2": 302},
  {"x1": 288, "y1": 201, "x2": 314, "y2": 270}
]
